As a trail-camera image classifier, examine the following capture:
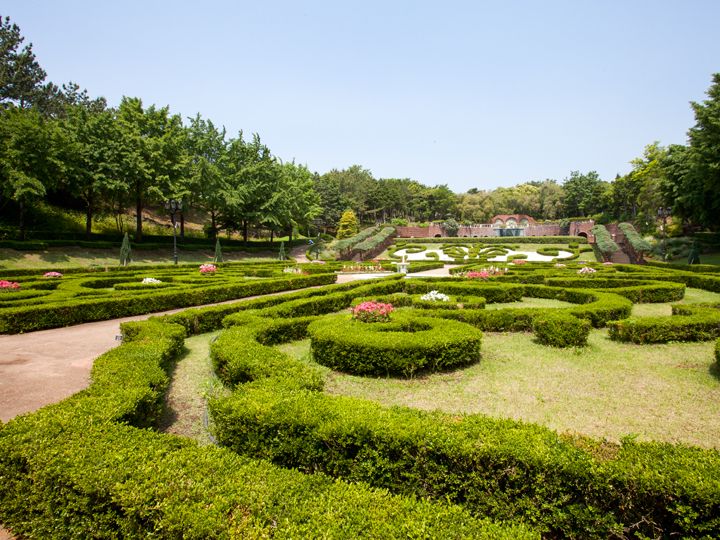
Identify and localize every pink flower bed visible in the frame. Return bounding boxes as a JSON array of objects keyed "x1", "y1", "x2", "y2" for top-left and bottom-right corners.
[
  {"x1": 43, "y1": 271, "x2": 63, "y2": 278},
  {"x1": 352, "y1": 301, "x2": 394, "y2": 323},
  {"x1": 0, "y1": 280, "x2": 21, "y2": 291},
  {"x1": 199, "y1": 264, "x2": 217, "y2": 274}
]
